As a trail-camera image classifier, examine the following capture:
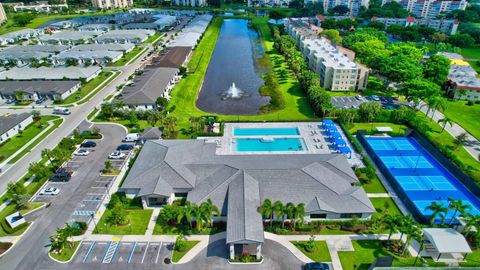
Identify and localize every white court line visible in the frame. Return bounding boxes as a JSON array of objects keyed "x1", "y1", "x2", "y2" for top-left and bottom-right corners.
[{"x1": 141, "y1": 242, "x2": 149, "y2": 264}]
